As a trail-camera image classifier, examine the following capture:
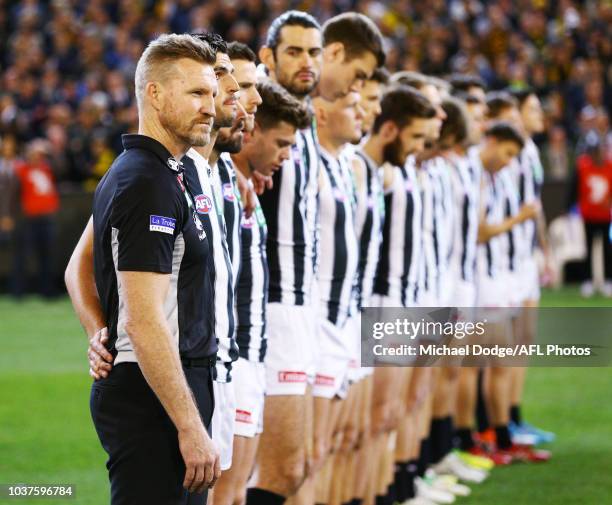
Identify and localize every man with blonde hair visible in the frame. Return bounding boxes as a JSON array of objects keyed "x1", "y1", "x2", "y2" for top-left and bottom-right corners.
[{"x1": 66, "y1": 34, "x2": 221, "y2": 505}]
